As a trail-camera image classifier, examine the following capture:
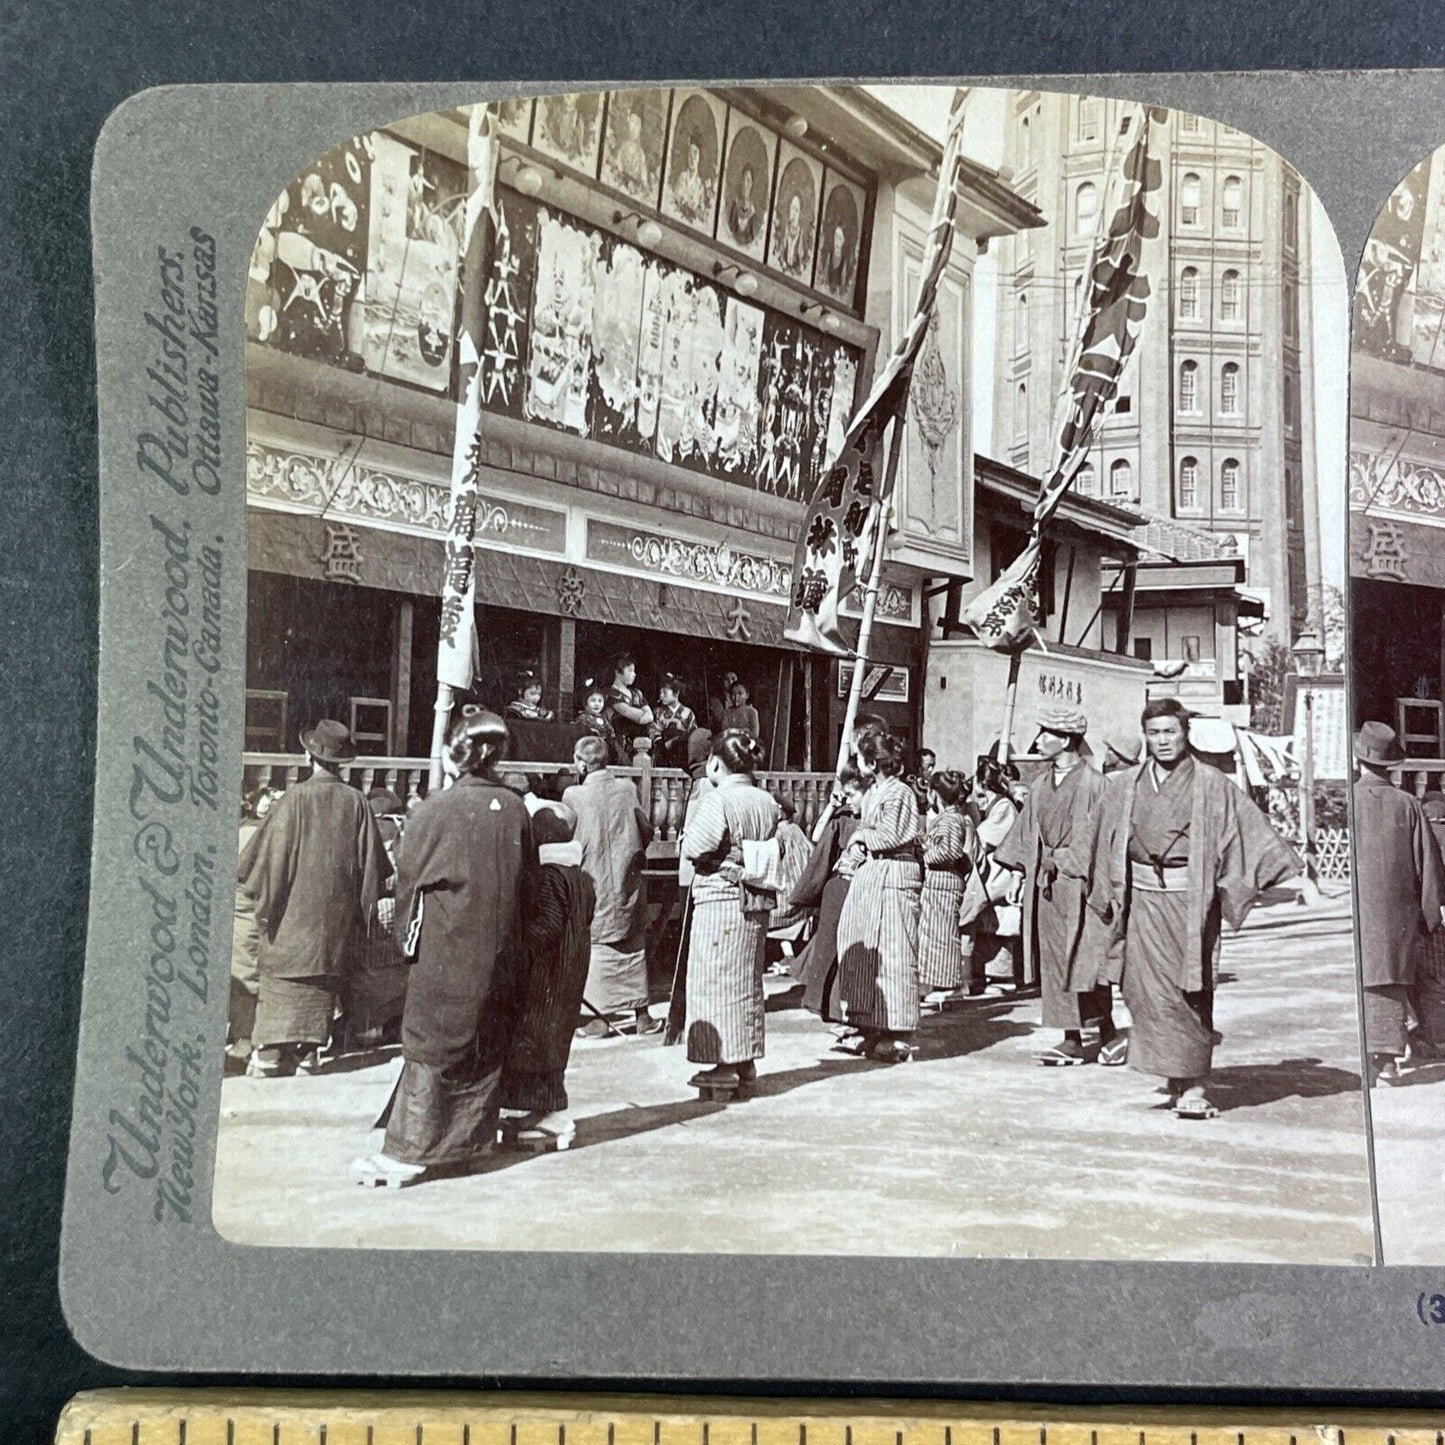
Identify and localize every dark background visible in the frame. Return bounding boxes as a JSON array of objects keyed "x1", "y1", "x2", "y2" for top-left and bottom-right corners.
[{"x1": 6, "y1": 3, "x2": 1445, "y2": 1440}]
